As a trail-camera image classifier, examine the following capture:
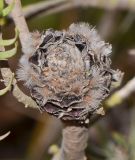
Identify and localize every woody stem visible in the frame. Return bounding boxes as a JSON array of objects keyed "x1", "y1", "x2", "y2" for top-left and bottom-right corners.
[{"x1": 53, "y1": 124, "x2": 88, "y2": 160}]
